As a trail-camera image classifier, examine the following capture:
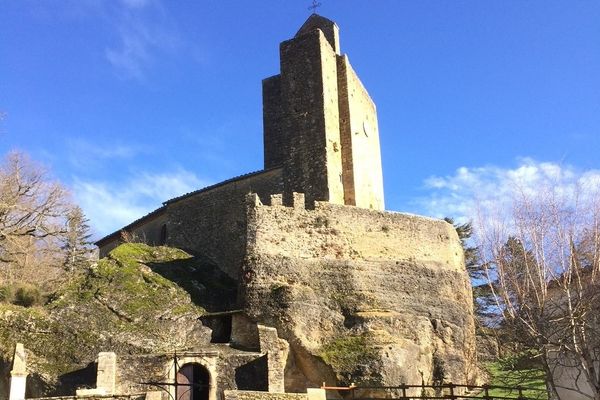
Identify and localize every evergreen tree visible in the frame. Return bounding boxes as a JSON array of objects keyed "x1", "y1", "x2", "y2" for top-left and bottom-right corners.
[
  {"x1": 62, "y1": 206, "x2": 93, "y2": 271},
  {"x1": 445, "y1": 217, "x2": 498, "y2": 327}
]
